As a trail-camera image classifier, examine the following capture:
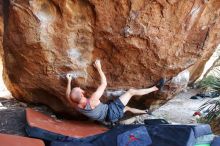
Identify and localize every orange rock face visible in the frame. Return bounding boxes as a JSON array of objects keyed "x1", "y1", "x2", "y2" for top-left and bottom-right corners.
[{"x1": 2, "y1": 0, "x2": 220, "y2": 114}]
